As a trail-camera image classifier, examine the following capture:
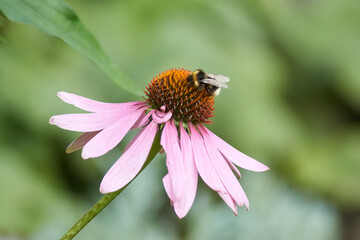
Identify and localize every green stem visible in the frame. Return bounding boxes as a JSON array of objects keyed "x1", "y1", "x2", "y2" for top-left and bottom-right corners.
[{"x1": 60, "y1": 132, "x2": 161, "y2": 240}]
